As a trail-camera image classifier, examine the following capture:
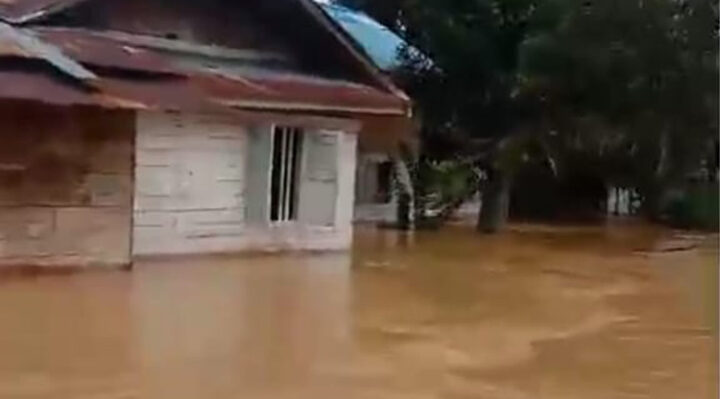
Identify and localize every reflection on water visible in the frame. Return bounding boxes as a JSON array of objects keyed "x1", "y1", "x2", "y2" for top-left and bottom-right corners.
[{"x1": 0, "y1": 221, "x2": 716, "y2": 398}]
